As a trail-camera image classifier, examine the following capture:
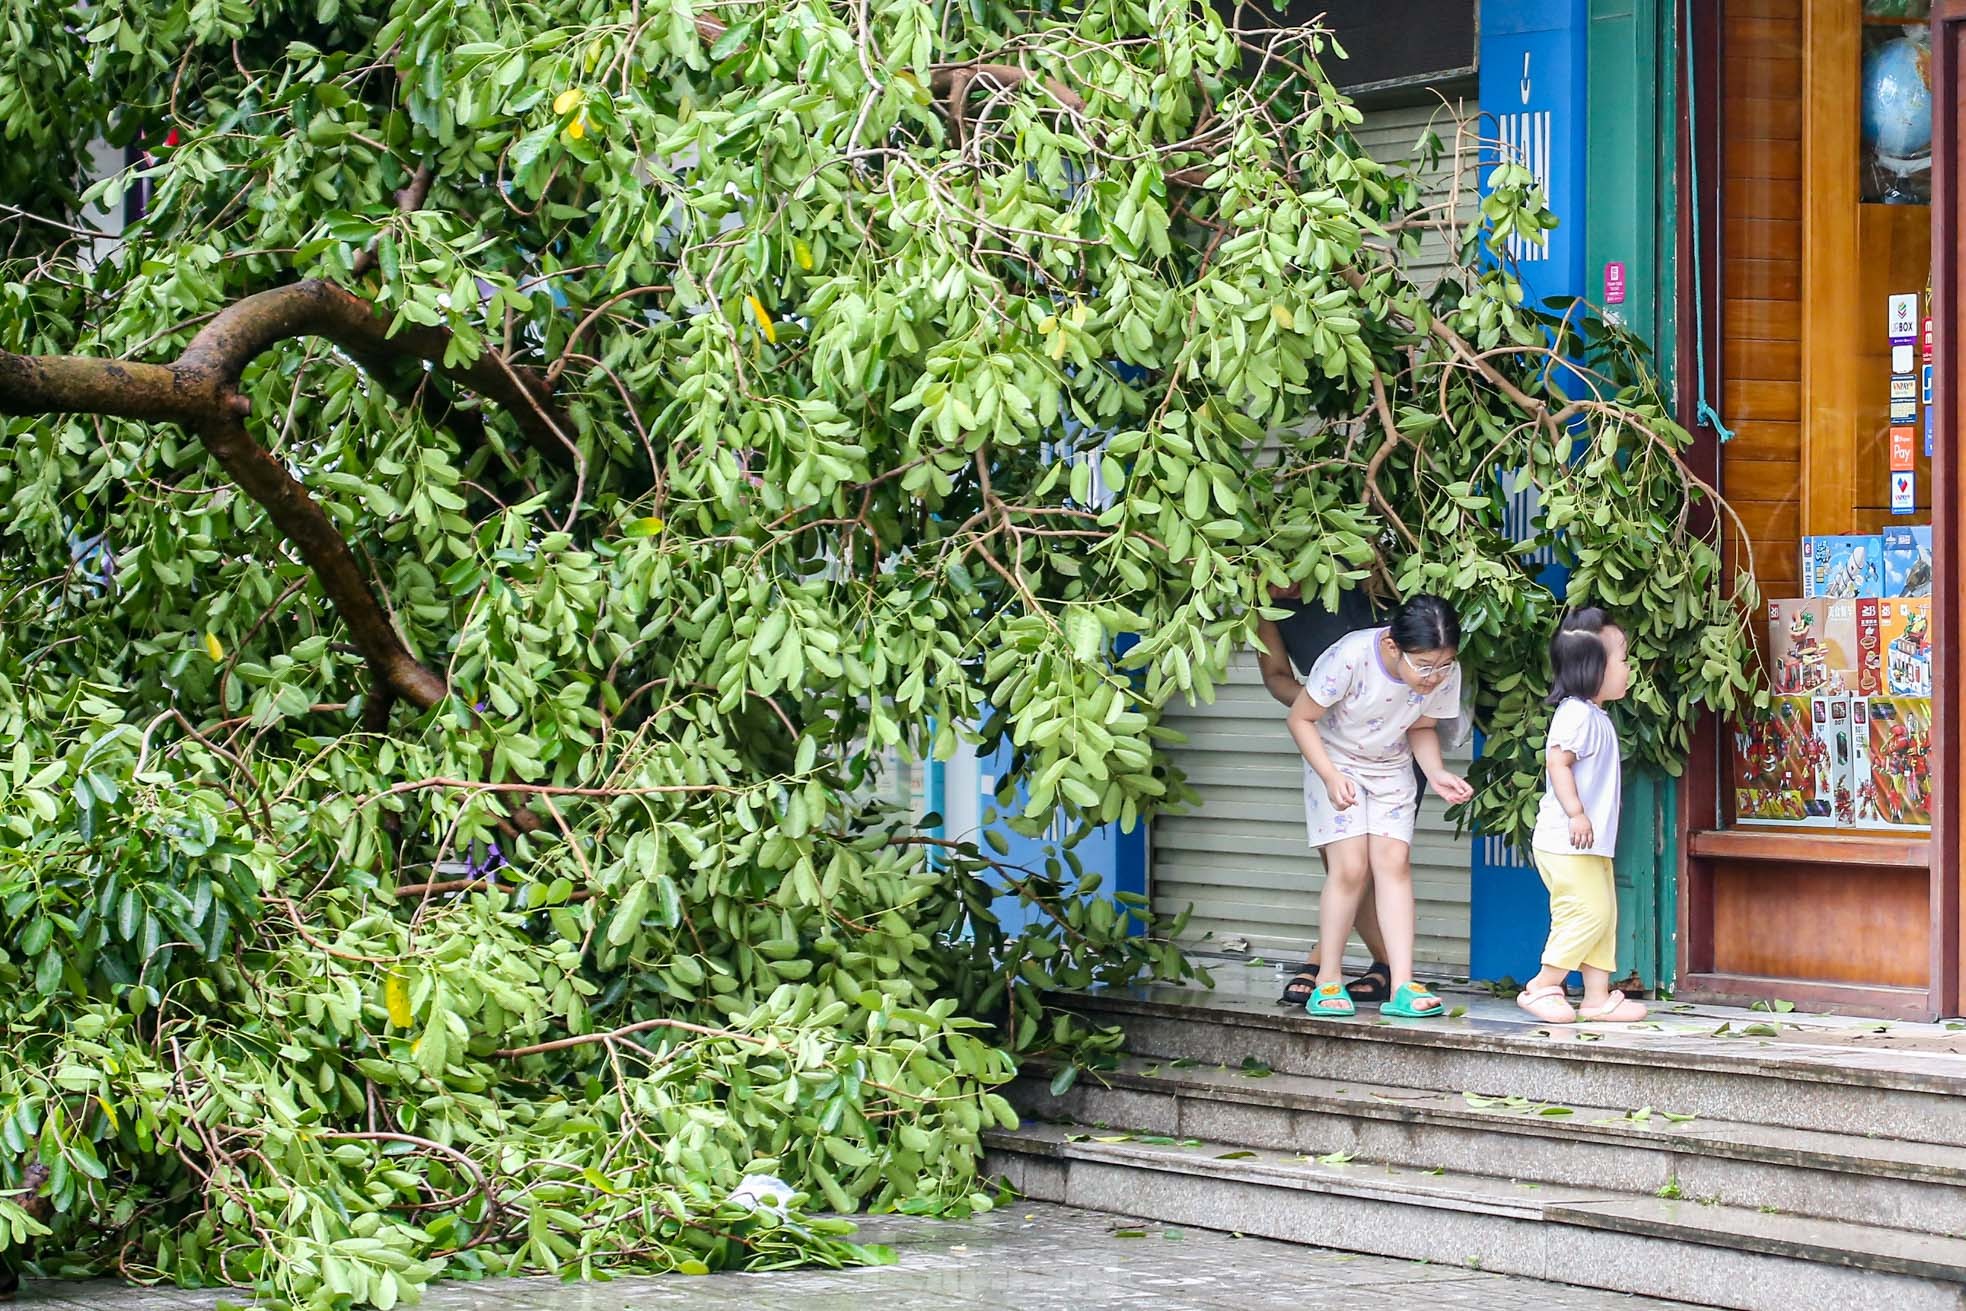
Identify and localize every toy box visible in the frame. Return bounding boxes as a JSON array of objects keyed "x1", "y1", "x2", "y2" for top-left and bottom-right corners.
[
  {"x1": 1880, "y1": 597, "x2": 1932, "y2": 696},
  {"x1": 1854, "y1": 597, "x2": 1884, "y2": 696},
  {"x1": 1857, "y1": 696, "x2": 1932, "y2": 830},
  {"x1": 1802, "y1": 534, "x2": 1883, "y2": 599},
  {"x1": 1882, "y1": 524, "x2": 1933, "y2": 597},
  {"x1": 1768, "y1": 598, "x2": 1860, "y2": 694},
  {"x1": 1733, "y1": 694, "x2": 1838, "y2": 827},
  {"x1": 1822, "y1": 695, "x2": 1860, "y2": 827}
]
